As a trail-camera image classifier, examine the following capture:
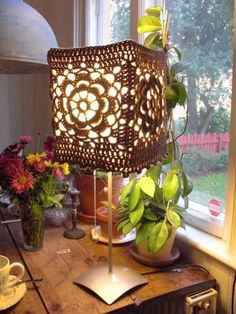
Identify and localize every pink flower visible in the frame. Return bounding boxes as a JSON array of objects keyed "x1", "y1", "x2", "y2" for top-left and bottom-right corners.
[
  {"x1": 0, "y1": 154, "x2": 9, "y2": 164},
  {"x1": 33, "y1": 160, "x2": 46, "y2": 173},
  {"x1": 54, "y1": 168, "x2": 64, "y2": 180},
  {"x1": 5, "y1": 158, "x2": 23, "y2": 177},
  {"x1": 11, "y1": 170, "x2": 34, "y2": 194},
  {"x1": 46, "y1": 150, "x2": 54, "y2": 160},
  {"x1": 19, "y1": 135, "x2": 32, "y2": 145}
]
